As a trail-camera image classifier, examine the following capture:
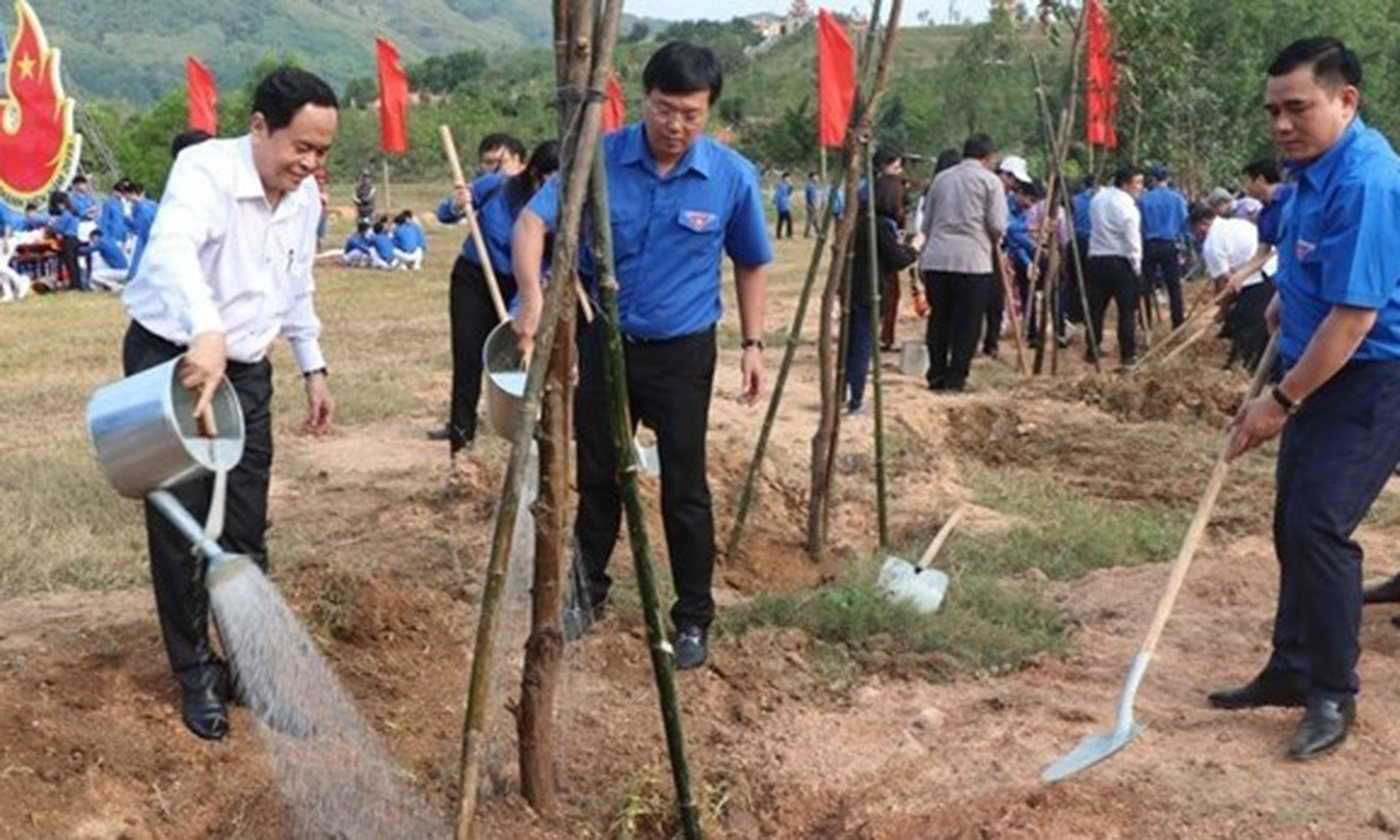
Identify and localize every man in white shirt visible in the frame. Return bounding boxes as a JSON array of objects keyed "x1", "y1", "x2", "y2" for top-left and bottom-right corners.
[
  {"x1": 120, "y1": 67, "x2": 339, "y2": 741},
  {"x1": 1190, "y1": 204, "x2": 1272, "y2": 370},
  {"x1": 1086, "y1": 165, "x2": 1146, "y2": 366}
]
